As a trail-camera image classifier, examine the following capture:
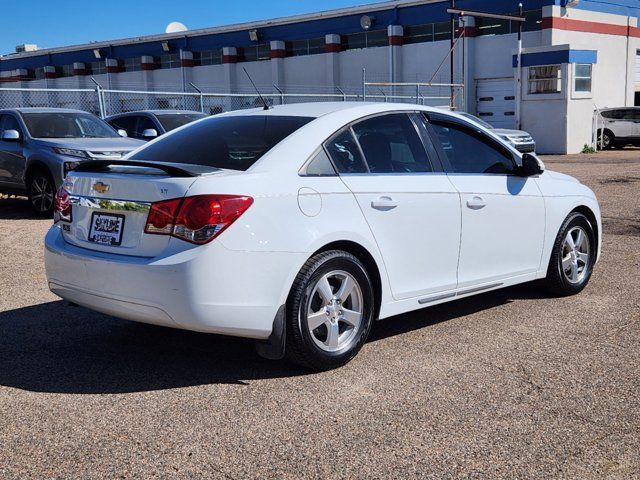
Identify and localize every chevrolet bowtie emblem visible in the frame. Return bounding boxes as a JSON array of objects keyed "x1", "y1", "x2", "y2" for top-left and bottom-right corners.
[{"x1": 92, "y1": 182, "x2": 110, "y2": 194}]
